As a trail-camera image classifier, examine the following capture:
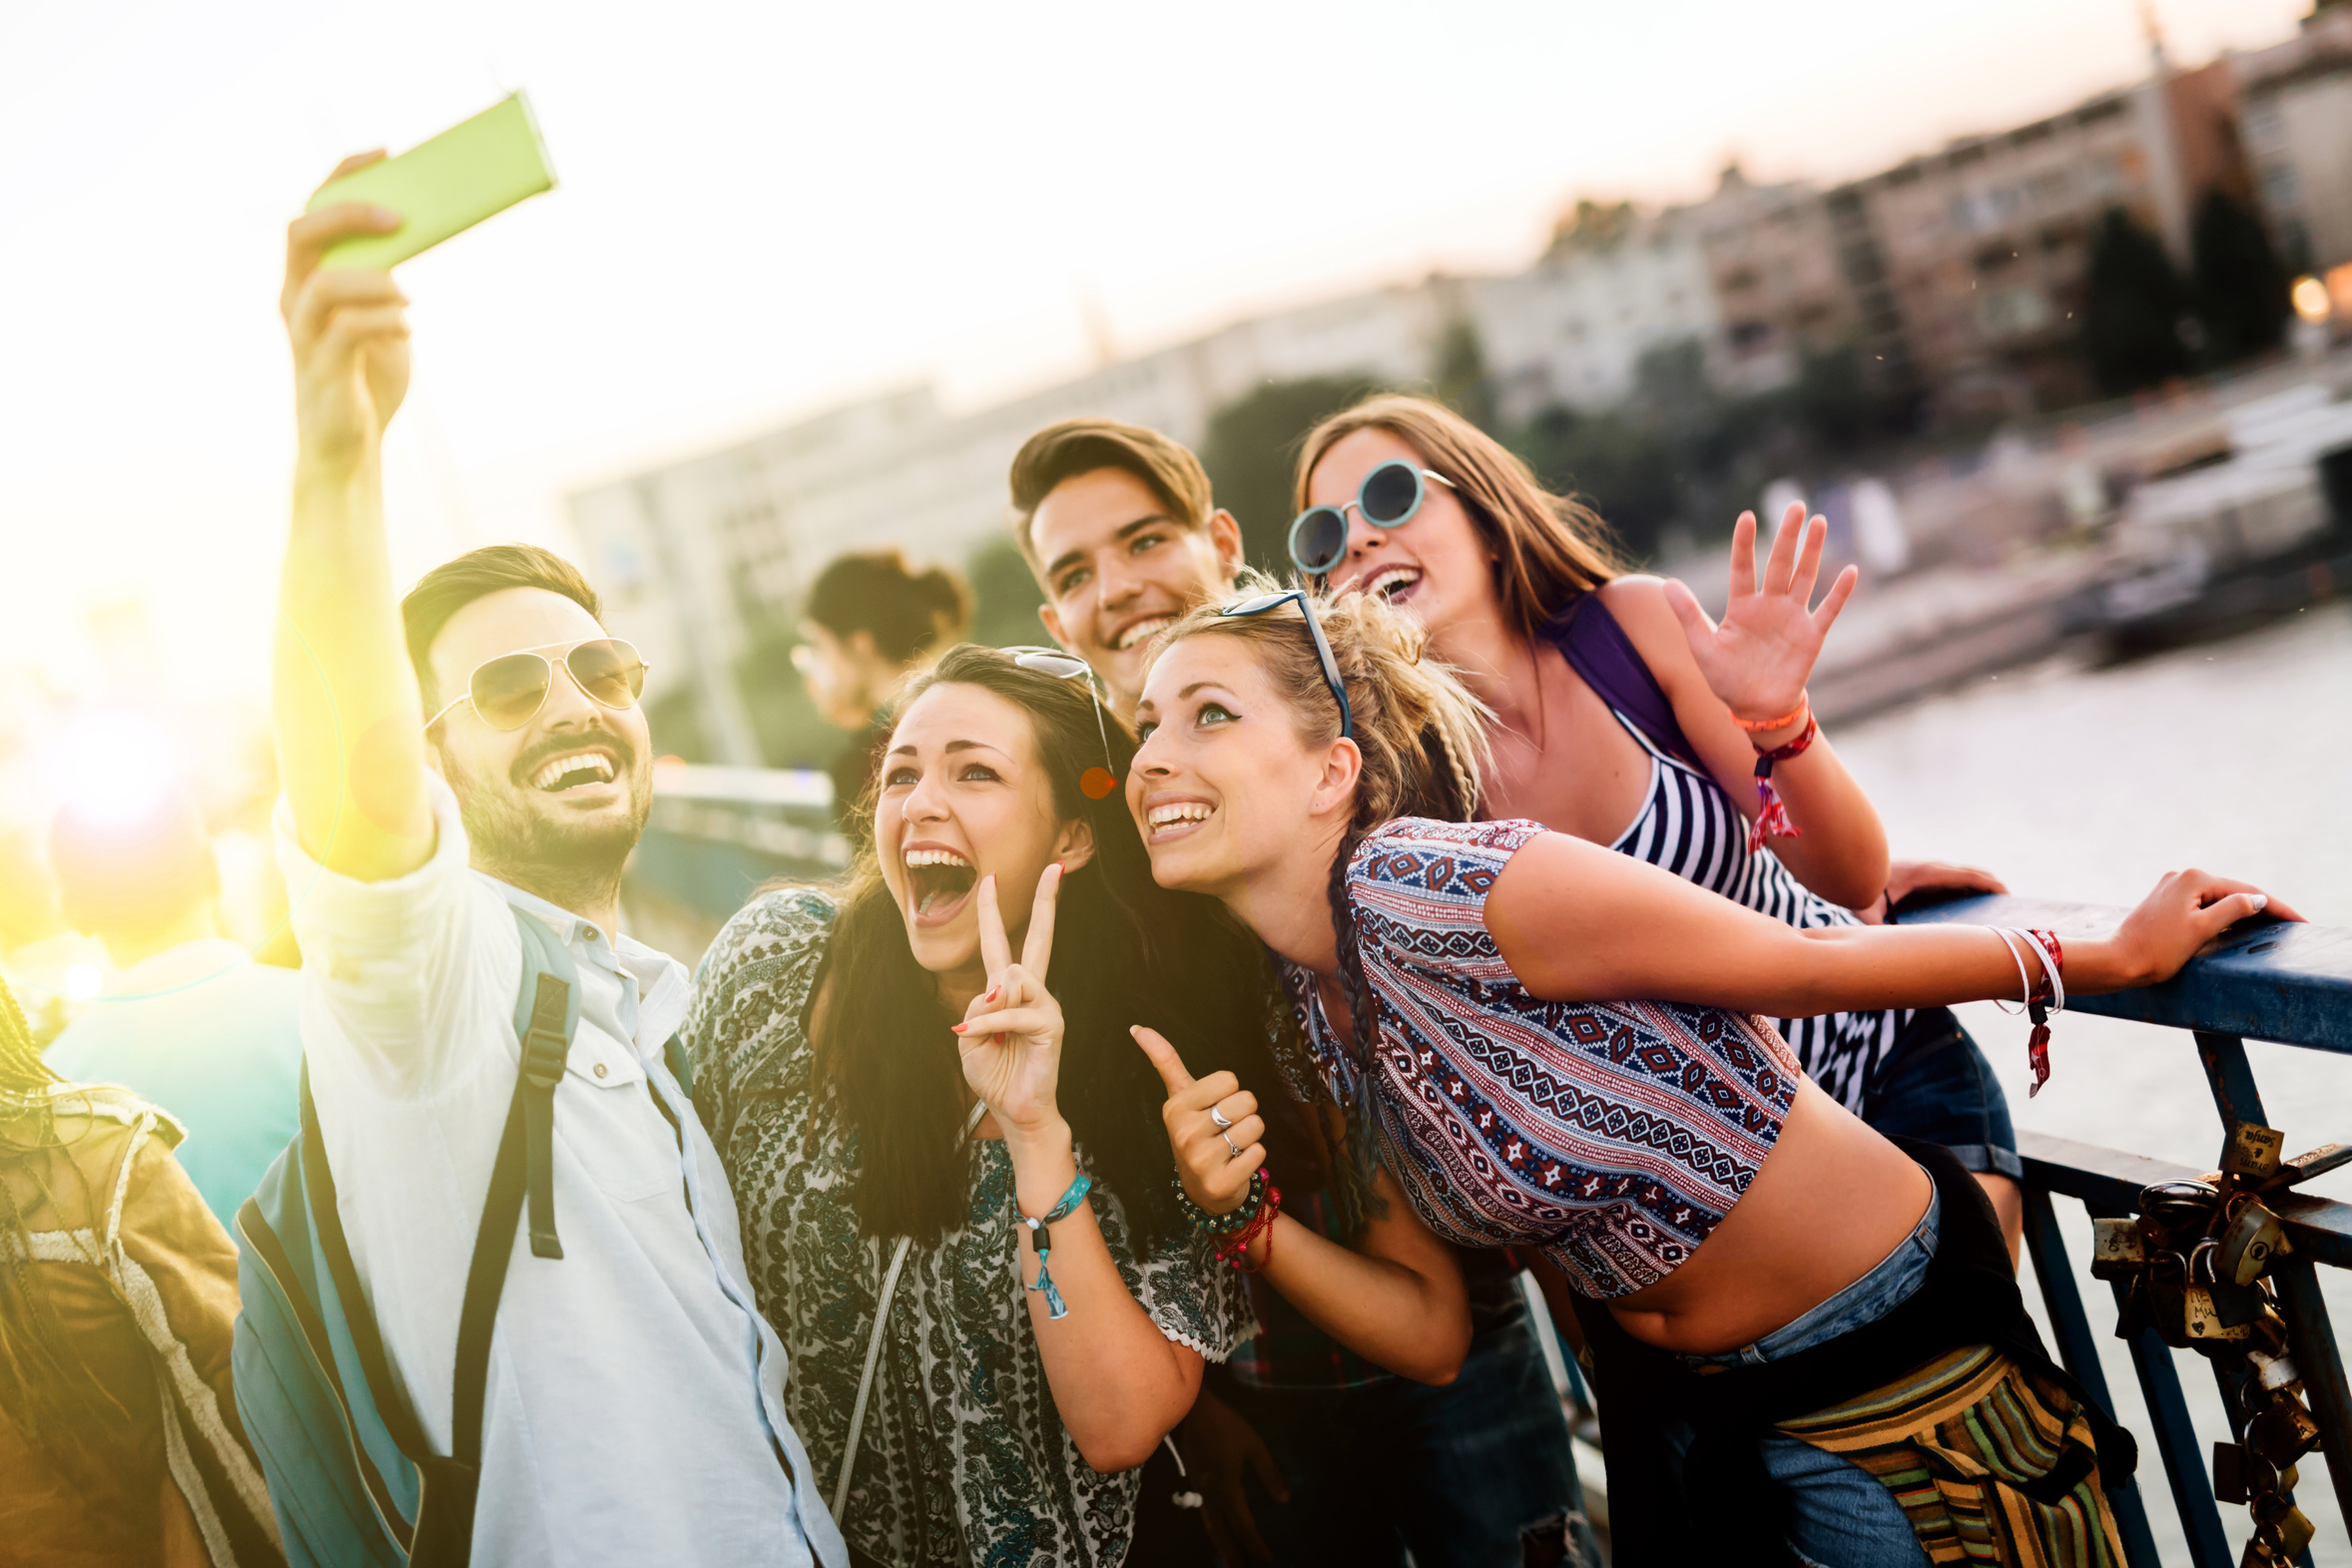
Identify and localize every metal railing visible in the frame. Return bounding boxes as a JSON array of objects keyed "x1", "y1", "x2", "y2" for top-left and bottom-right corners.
[
  {"x1": 621, "y1": 773, "x2": 2350, "y2": 1563},
  {"x1": 1905, "y1": 893, "x2": 2351, "y2": 1567}
]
